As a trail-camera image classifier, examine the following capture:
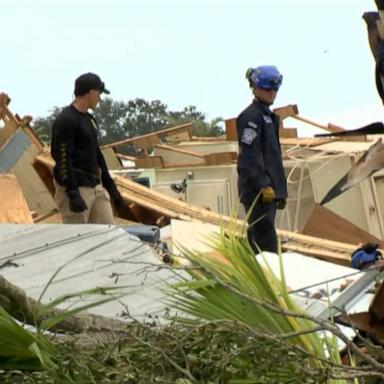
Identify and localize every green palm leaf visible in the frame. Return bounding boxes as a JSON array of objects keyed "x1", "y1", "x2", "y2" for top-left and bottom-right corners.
[{"x1": 169, "y1": 226, "x2": 347, "y2": 383}]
